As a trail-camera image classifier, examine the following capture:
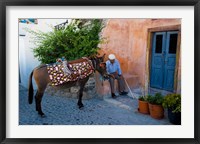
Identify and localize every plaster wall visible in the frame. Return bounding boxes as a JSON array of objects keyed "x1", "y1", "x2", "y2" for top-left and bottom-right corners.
[{"x1": 97, "y1": 19, "x2": 181, "y2": 96}]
